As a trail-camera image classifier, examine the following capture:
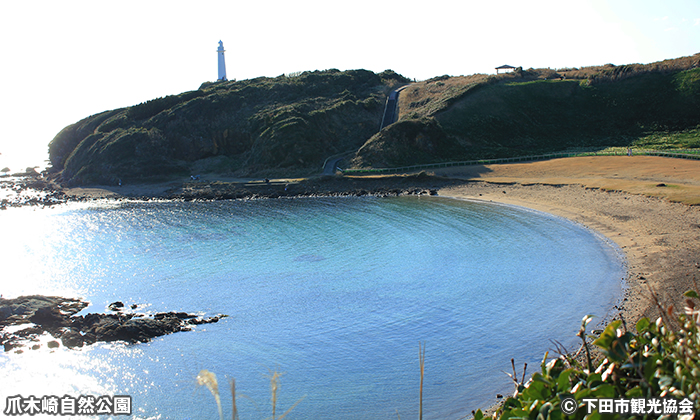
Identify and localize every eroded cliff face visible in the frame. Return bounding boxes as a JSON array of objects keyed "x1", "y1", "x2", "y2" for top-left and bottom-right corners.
[{"x1": 48, "y1": 69, "x2": 409, "y2": 185}]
